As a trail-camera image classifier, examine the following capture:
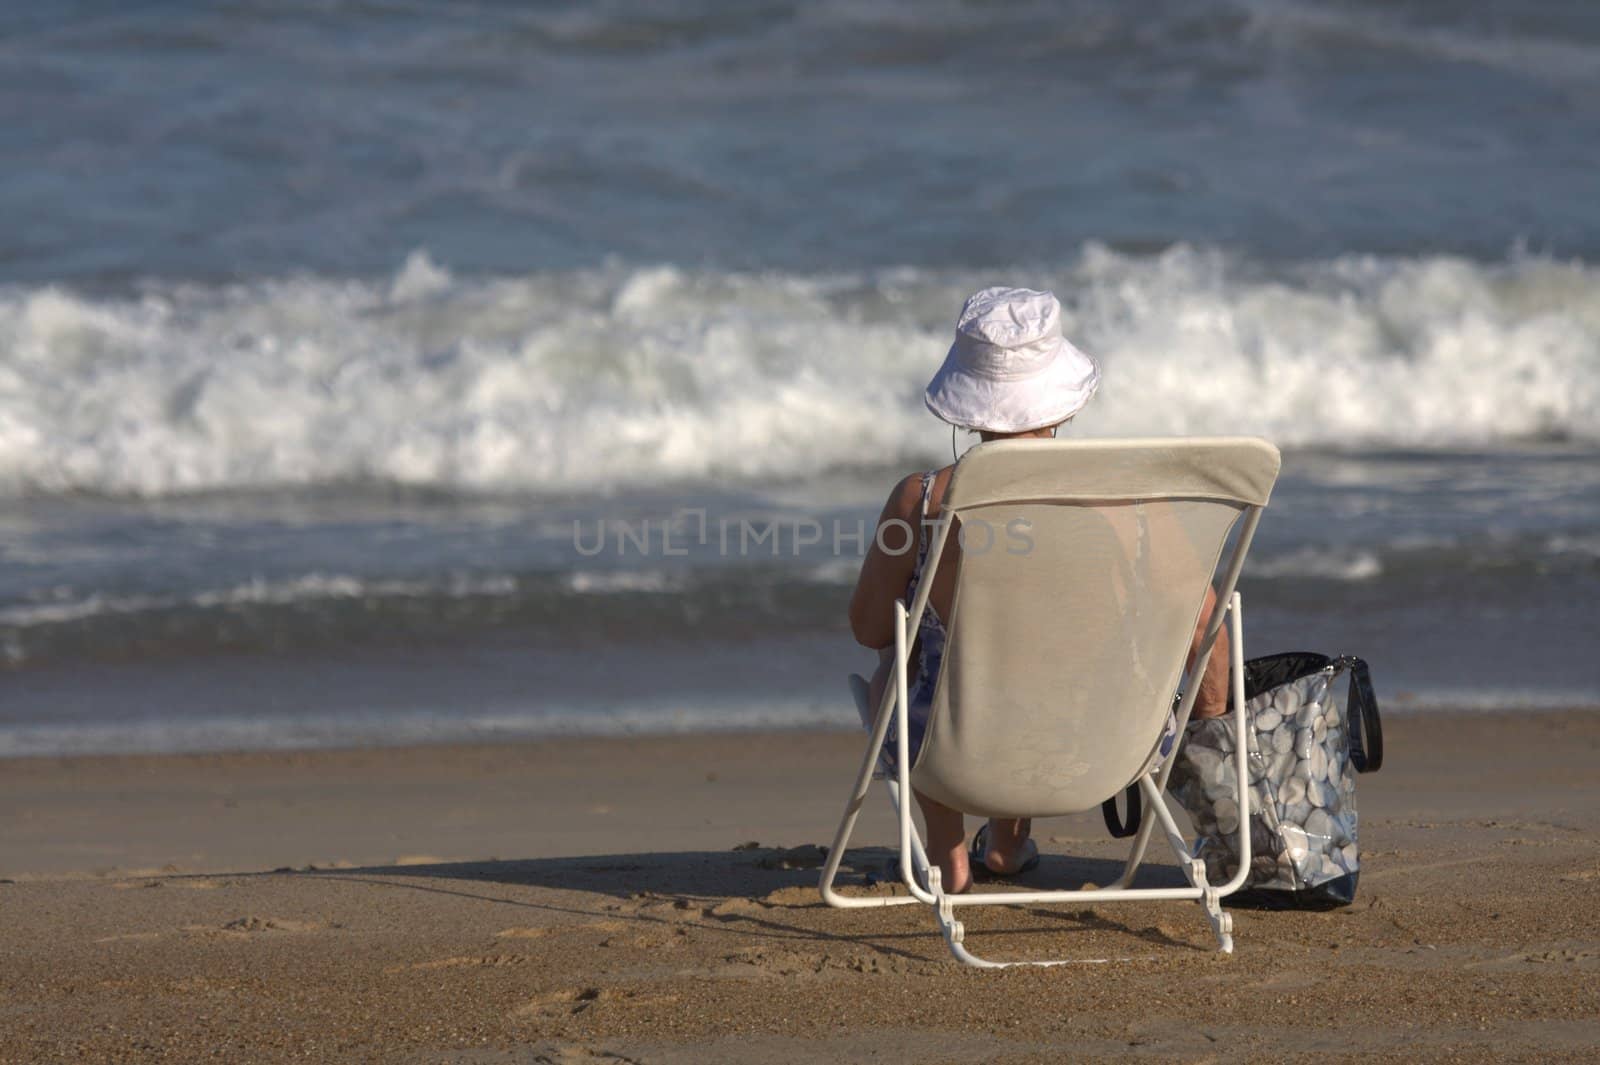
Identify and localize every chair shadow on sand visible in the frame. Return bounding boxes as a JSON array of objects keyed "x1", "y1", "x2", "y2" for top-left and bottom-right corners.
[{"x1": 283, "y1": 846, "x2": 1205, "y2": 959}]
